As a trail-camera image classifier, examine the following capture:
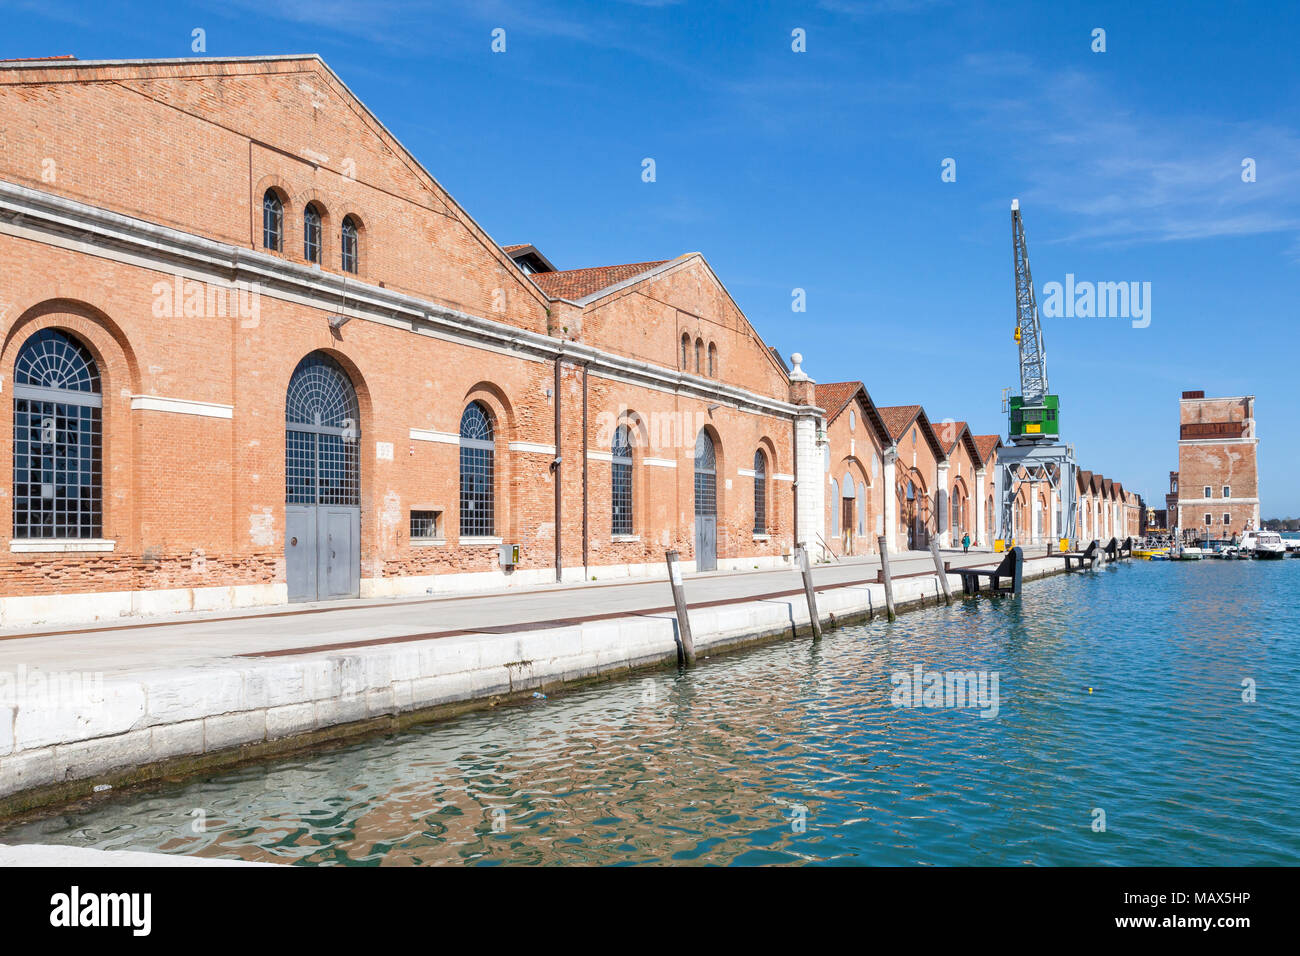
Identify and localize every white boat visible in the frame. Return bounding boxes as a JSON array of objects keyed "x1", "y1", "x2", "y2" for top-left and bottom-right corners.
[
  {"x1": 1241, "y1": 530, "x2": 1286, "y2": 559},
  {"x1": 1175, "y1": 546, "x2": 1204, "y2": 560}
]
